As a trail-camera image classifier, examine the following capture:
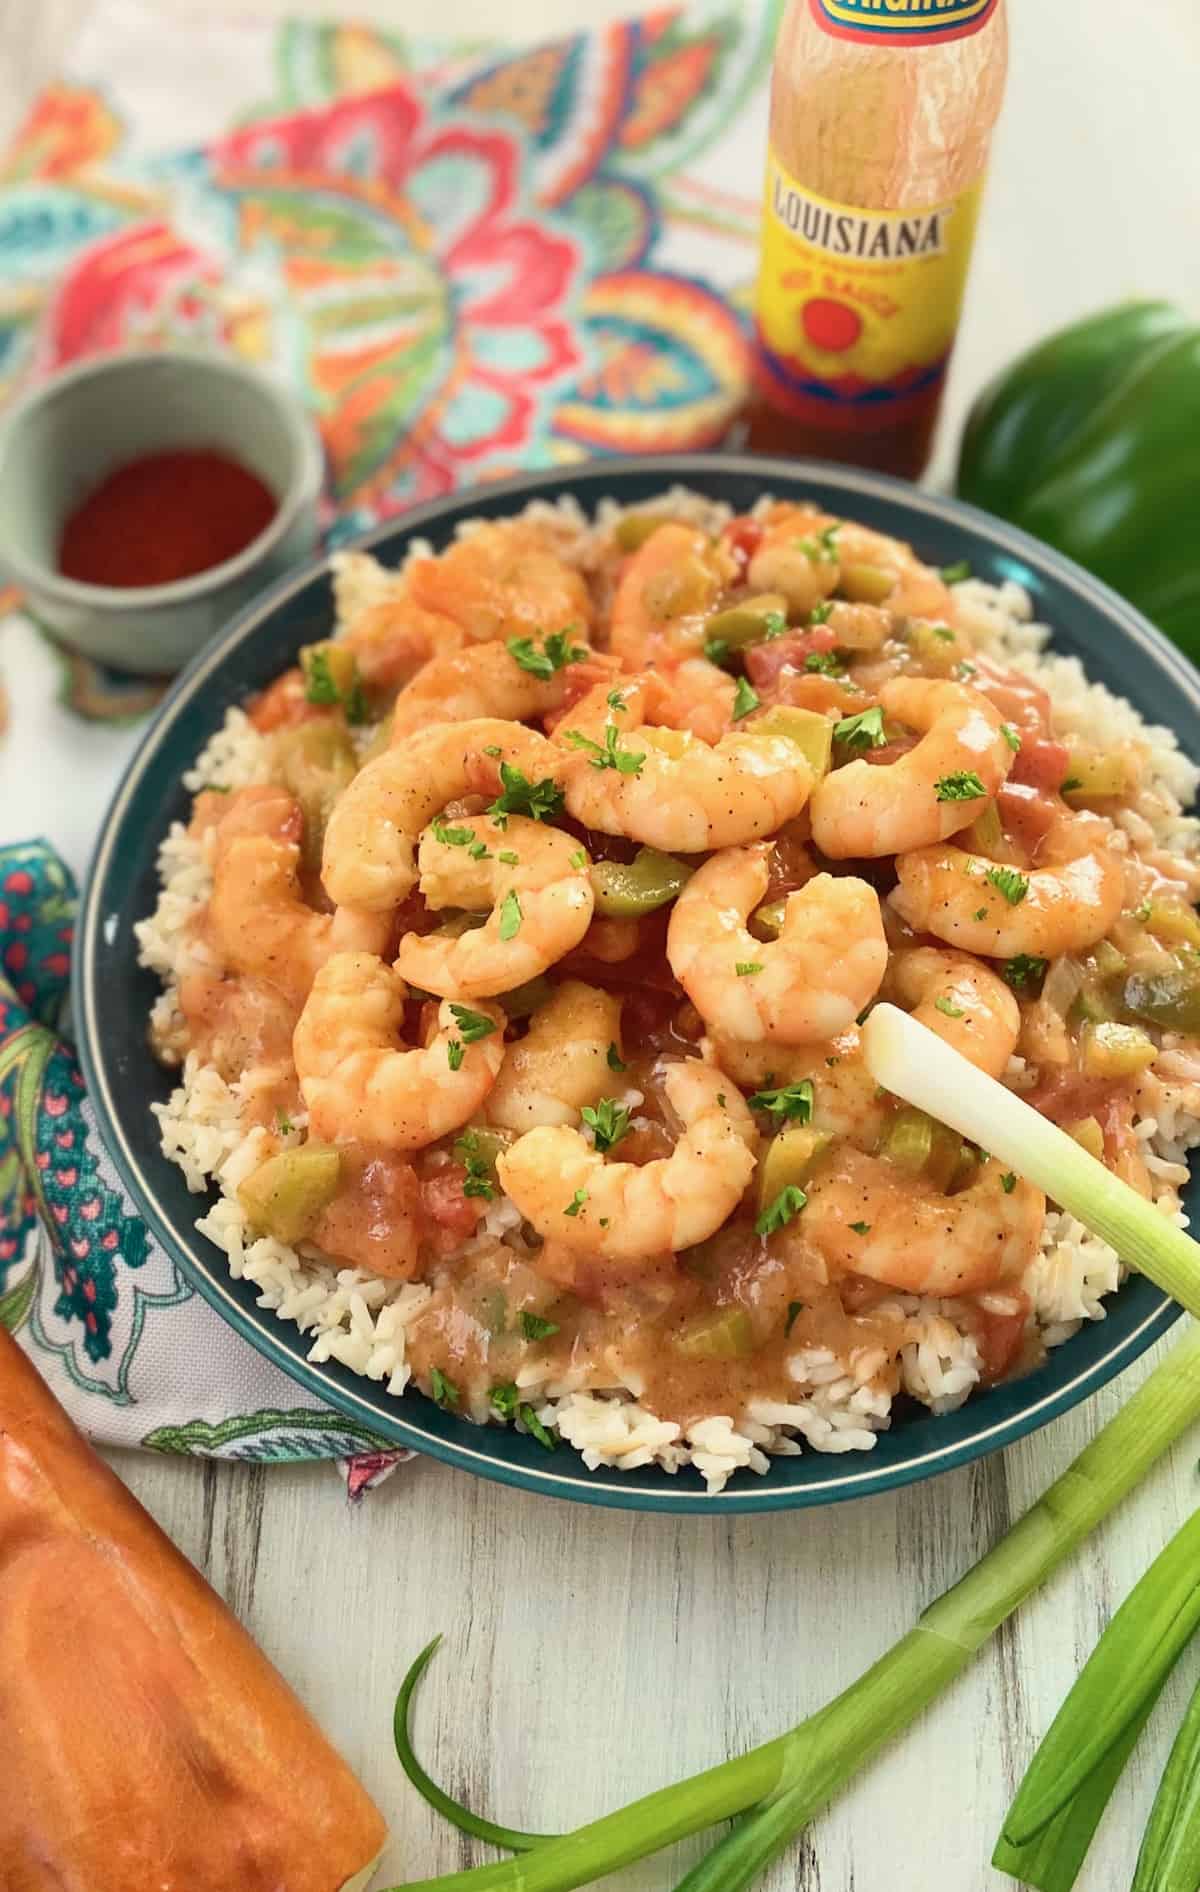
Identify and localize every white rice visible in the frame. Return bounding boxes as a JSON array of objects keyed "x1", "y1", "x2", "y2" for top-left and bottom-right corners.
[{"x1": 141, "y1": 492, "x2": 1200, "y2": 1493}]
